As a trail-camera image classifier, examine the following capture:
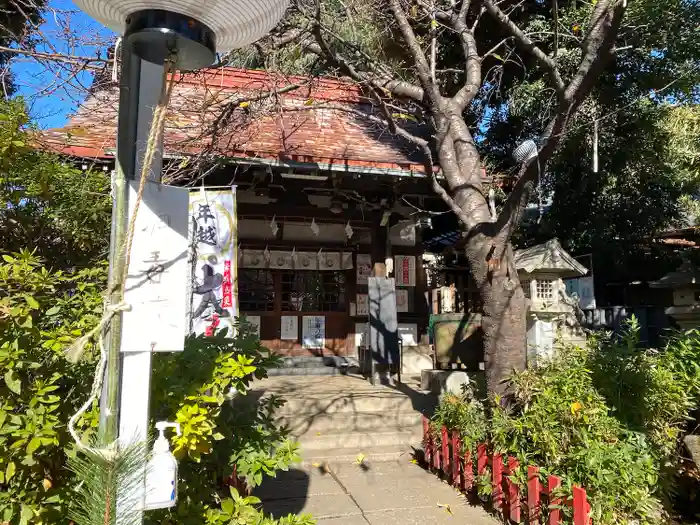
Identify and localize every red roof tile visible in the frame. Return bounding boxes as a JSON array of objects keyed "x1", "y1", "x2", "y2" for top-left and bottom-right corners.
[{"x1": 39, "y1": 68, "x2": 430, "y2": 175}]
